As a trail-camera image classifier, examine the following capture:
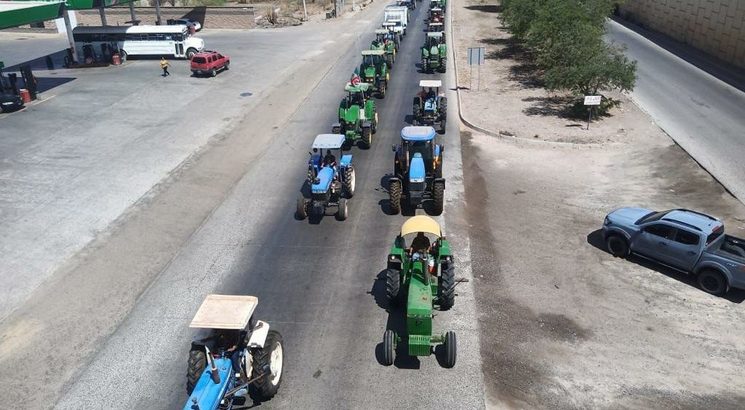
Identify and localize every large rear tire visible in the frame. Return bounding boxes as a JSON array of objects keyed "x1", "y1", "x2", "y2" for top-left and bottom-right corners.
[
  {"x1": 432, "y1": 181, "x2": 444, "y2": 215},
  {"x1": 251, "y1": 330, "x2": 284, "y2": 400},
  {"x1": 437, "y1": 261, "x2": 455, "y2": 310},
  {"x1": 361, "y1": 126, "x2": 372, "y2": 149},
  {"x1": 382, "y1": 330, "x2": 395, "y2": 366},
  {"x1": 442, "y1": 331, "x2": 456, "y2": 368},
  {"x1": 698, "y1": 269, "x2": 727, "y2": 296},
  {"x1": 385, "y1": 268, "x2": 401, "y2": 307},
  {"x1": 343, "y1": 167, "x2": 356, "y2": 198},
  {"x1": 389, "y1": 179, "x2": 402, "y2": 214},
  {"x1": 186, "y1": 348, "x2": 206, "y2": 395}
]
